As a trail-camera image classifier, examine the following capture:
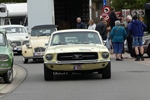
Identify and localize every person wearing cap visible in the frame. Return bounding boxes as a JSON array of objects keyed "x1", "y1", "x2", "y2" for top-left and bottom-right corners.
[
  {"x1": 126, "y1": 15, "x2": 134, "y2": 58},
  {"x1": 128, "y1": 15, "x2": 147, "y2": 61}
]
